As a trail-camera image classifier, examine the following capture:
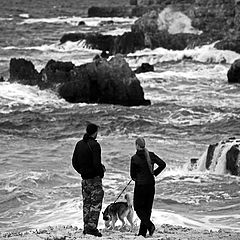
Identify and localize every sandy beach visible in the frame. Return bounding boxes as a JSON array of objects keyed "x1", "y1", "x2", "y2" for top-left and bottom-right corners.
[{"x1": 1, "y1": 224, "x2": 240, "y2": 240}]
